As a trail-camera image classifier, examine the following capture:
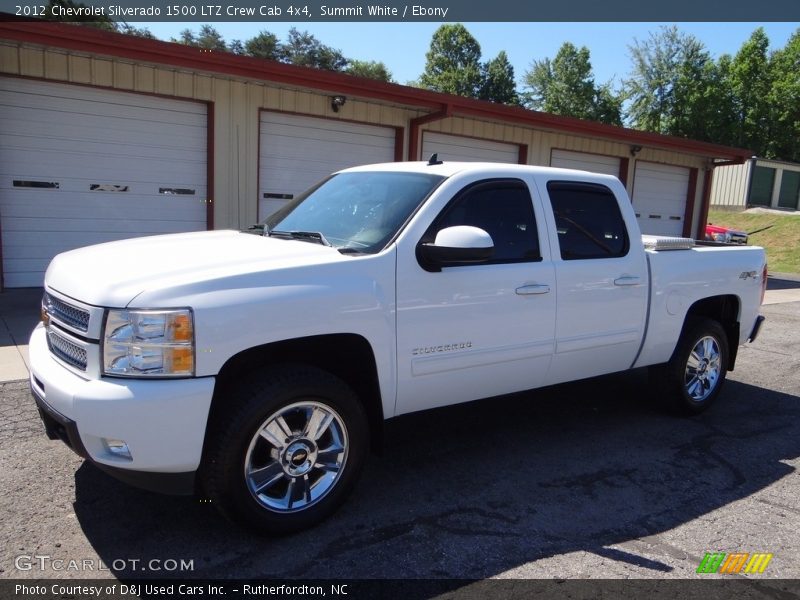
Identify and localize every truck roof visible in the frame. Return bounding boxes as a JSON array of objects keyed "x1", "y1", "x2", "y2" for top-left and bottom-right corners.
[{"x1": 341, "y1": 160, "x2": 620, "y2": 183}]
